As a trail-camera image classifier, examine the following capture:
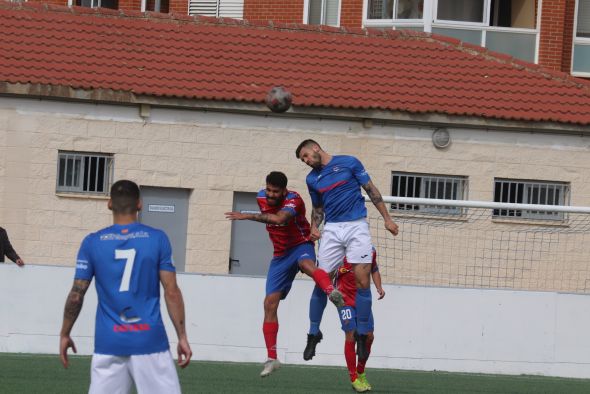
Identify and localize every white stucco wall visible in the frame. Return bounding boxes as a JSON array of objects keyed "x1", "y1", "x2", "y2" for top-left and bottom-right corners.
[
  {"x1": 1, "y1": 264, "x2": 590, "y2": 379},
  {"x1": 1, "y1": 96, "x2": 590, "y2": 288}
]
